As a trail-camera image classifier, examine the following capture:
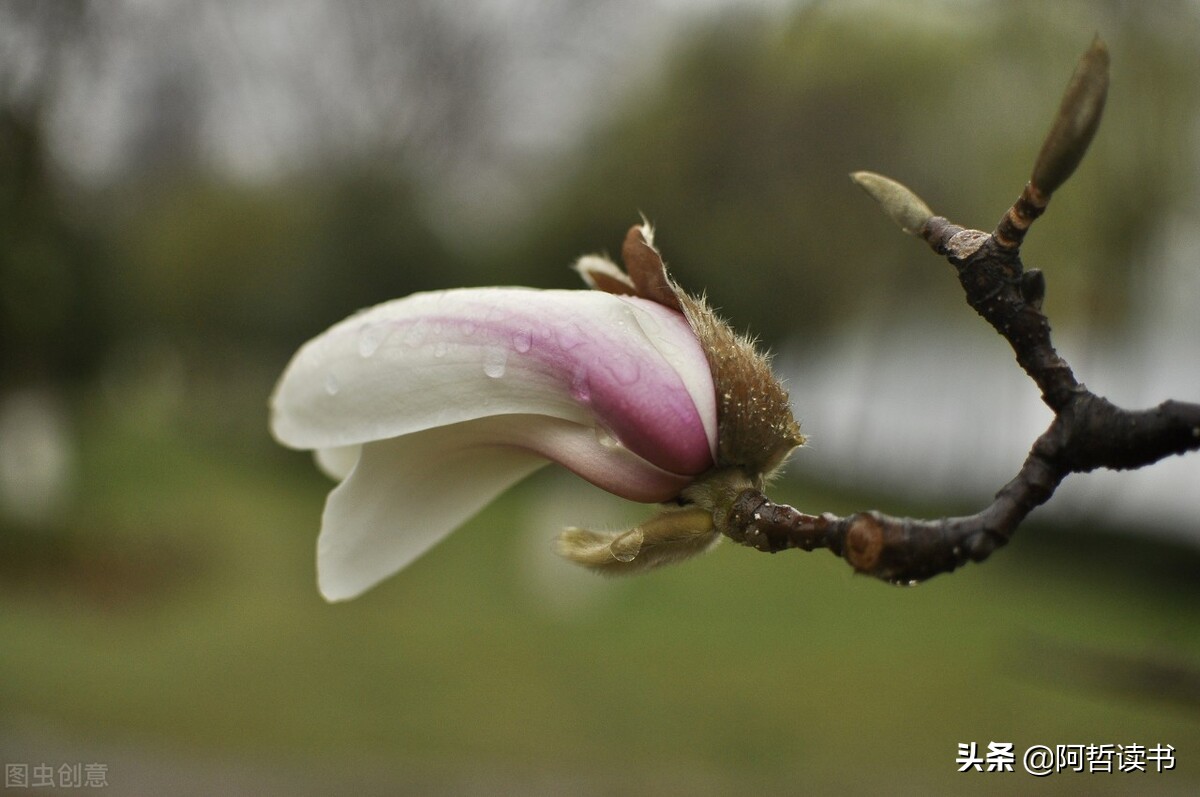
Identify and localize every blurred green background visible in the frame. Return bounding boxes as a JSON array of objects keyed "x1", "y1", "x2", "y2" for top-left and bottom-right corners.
[{"x1": 2, "y1": 1, "x2": 1198, "y2": 794}]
